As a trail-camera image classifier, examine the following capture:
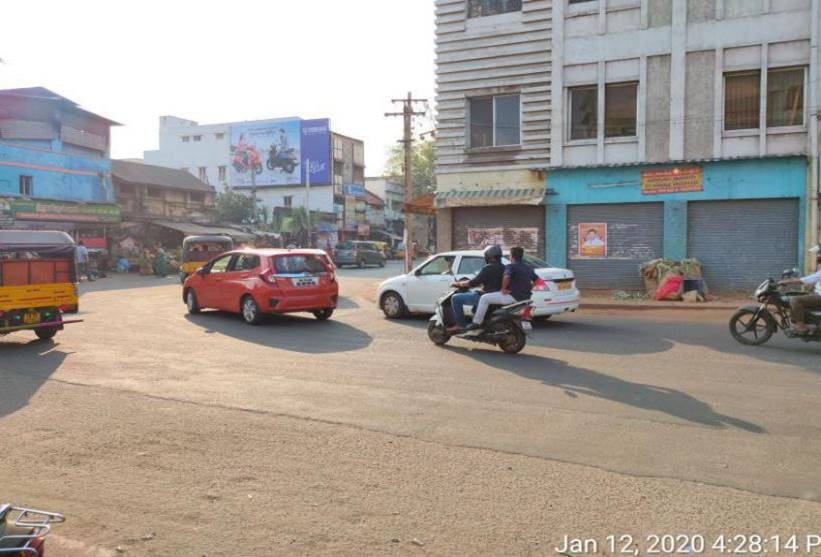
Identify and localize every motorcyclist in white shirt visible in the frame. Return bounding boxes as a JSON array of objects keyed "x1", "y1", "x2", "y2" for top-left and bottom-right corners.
[{"x1": 779, "y1": 246, "x2": 821, "y2": 333}]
